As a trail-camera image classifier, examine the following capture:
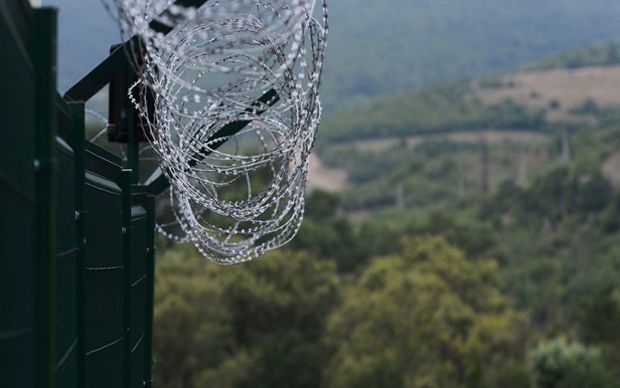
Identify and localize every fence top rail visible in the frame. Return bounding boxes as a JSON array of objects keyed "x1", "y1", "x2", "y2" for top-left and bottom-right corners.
[{"x1": 59, "y1": 0, "x2": 279, "y2": 197}]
